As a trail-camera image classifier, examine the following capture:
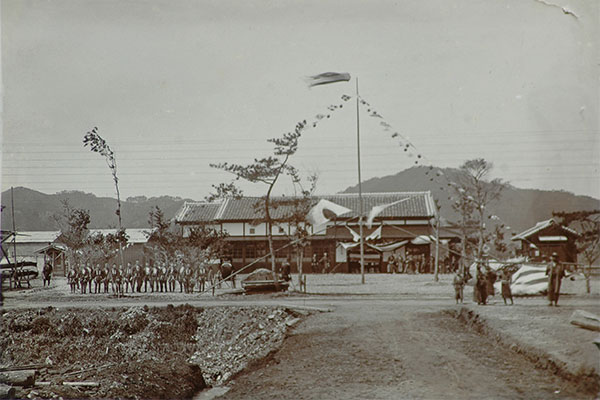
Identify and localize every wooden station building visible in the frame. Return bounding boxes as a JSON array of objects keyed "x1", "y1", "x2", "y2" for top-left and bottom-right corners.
[{"x1": 175, "y1": 192, "x2": 458, "y2": 273}]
